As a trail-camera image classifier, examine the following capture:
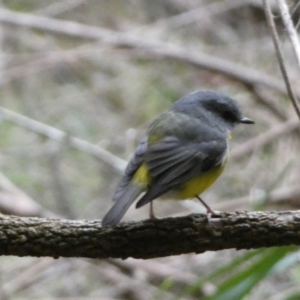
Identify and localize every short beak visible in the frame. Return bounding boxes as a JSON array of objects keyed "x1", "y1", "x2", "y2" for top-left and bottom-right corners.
[{"x1": 240, "y1": 117, "x2": 254, "y2": 124}]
